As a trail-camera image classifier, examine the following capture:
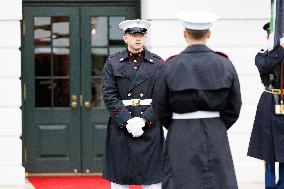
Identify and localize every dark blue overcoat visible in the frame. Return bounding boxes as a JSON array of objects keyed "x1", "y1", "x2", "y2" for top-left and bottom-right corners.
[
  {"x1": 153, "y1": 45, "x2": 242, "y2": 189},
  {"x1": 248, "y1": 45, "x2": 284, "y2": 162},
  {"x1": 102, "y1": 49, "x2": 164, "y2": 185}
]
